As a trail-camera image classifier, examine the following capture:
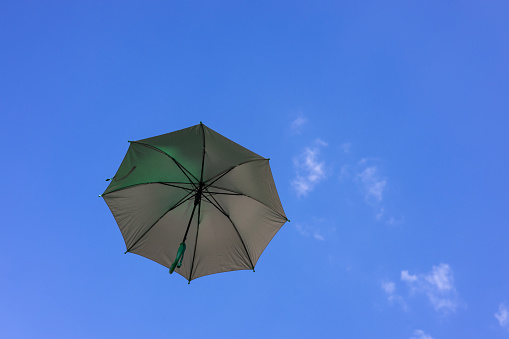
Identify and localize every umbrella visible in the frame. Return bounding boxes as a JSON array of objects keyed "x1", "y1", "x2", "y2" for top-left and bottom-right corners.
[{"x1": 101, "y1": 122, "x2": 288, "y2": 282}]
